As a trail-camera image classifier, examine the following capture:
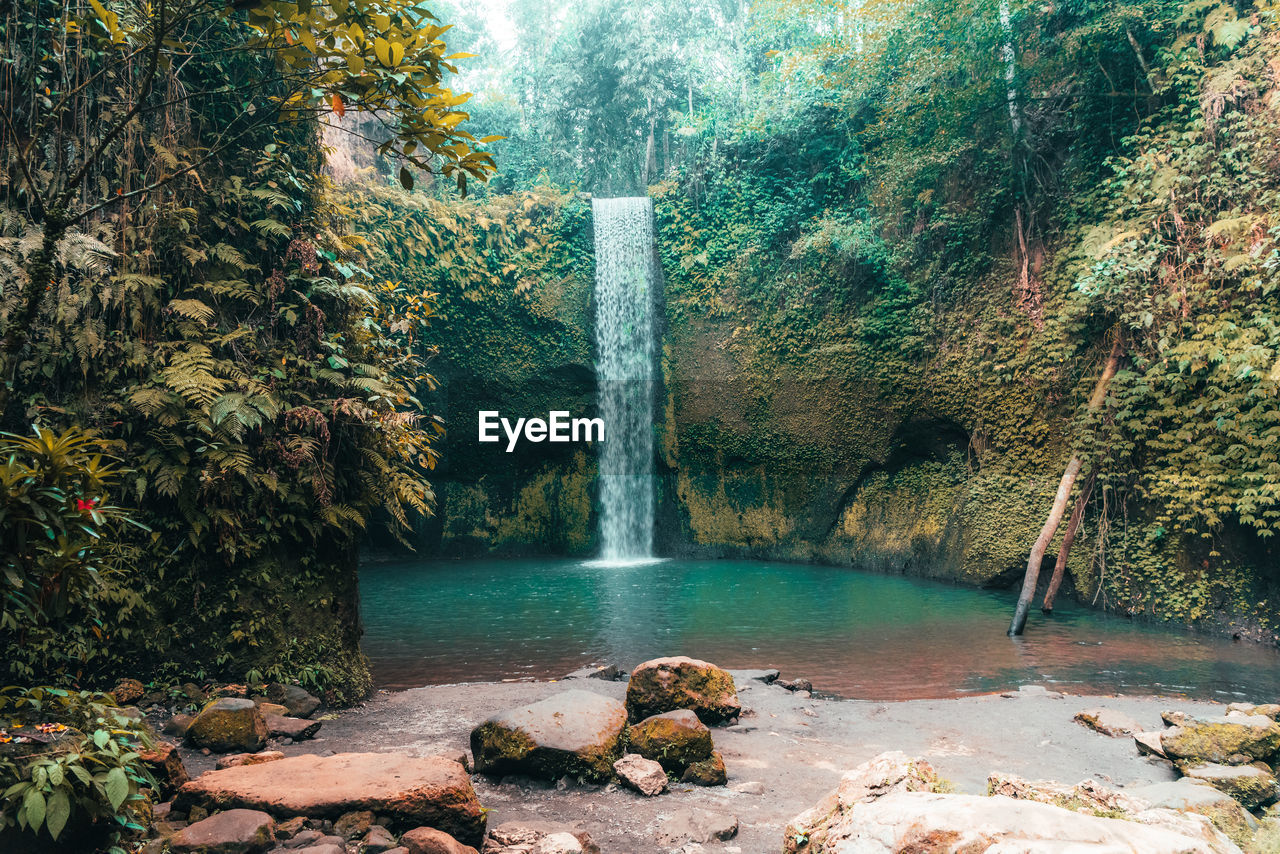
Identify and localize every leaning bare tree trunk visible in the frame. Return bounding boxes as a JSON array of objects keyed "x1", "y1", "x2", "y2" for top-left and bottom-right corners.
[
  {"x1": 1041, "y1": 468, "x2": 1096, "y2": 614},
  {"x1": 1008, "y1": 337, "x2": 1122, "y2": 636}
]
